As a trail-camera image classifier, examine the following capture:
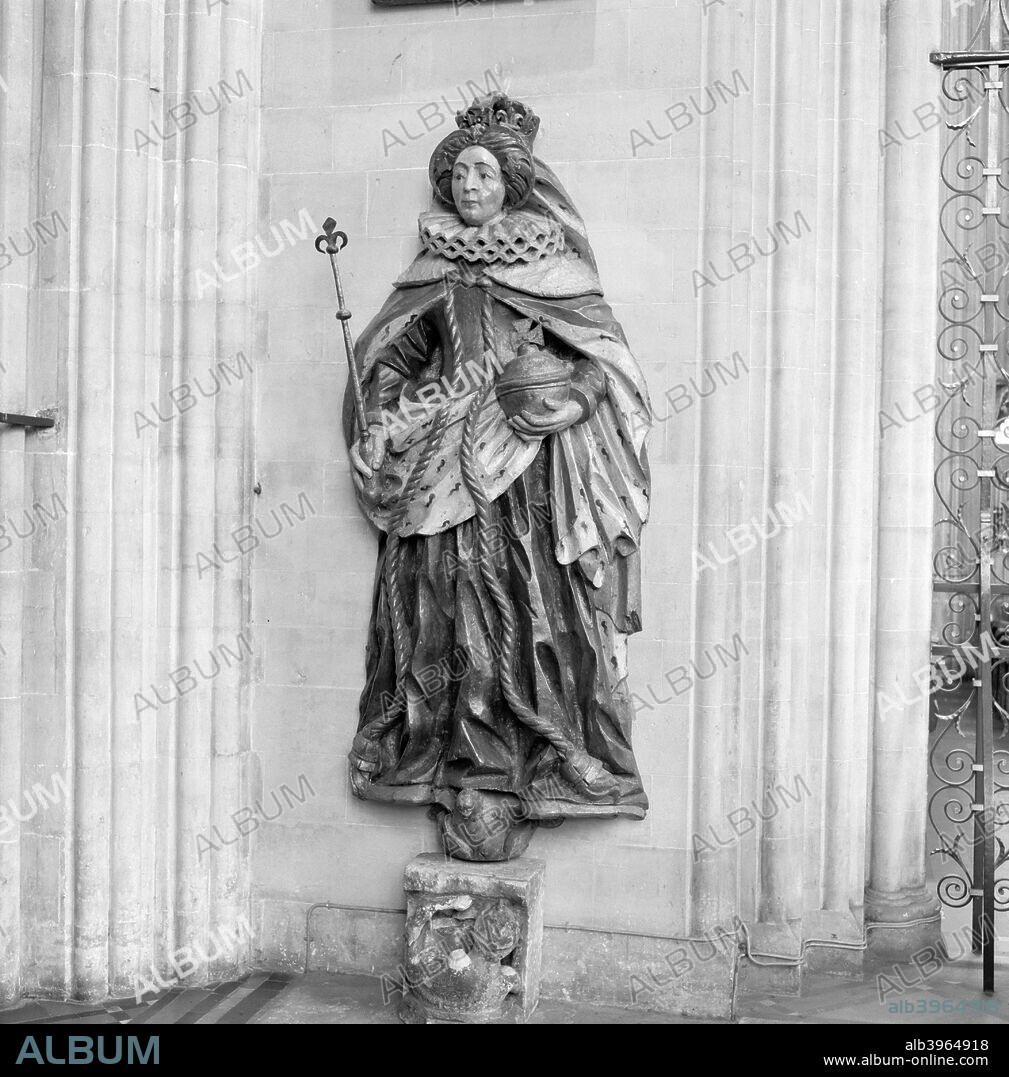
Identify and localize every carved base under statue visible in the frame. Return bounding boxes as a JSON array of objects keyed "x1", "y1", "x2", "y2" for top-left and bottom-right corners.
[{"x1": 399, "y1": 852, "x2": 544, "y2": 1024}]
